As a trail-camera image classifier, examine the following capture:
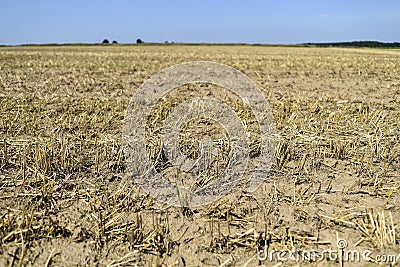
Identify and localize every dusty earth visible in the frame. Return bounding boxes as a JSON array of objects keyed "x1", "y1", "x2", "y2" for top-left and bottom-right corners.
[{"x1": 0, "y1": 45, "x2": 399, "y2": 266}]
